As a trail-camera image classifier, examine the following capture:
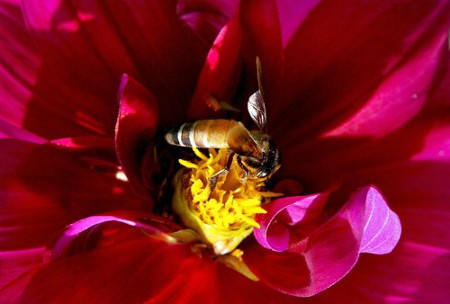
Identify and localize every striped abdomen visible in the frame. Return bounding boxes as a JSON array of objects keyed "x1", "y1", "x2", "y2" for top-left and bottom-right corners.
[{"x1": 165, "y1": 119, "x2": 239, "y2": 148}]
